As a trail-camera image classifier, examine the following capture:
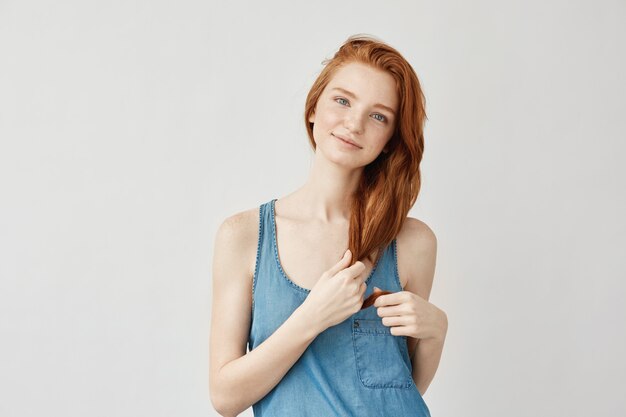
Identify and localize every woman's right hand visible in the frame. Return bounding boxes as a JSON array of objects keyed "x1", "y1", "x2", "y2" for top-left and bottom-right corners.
[{"x1": 299, "y1": 249, "x2": 368, "y2": 333}]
